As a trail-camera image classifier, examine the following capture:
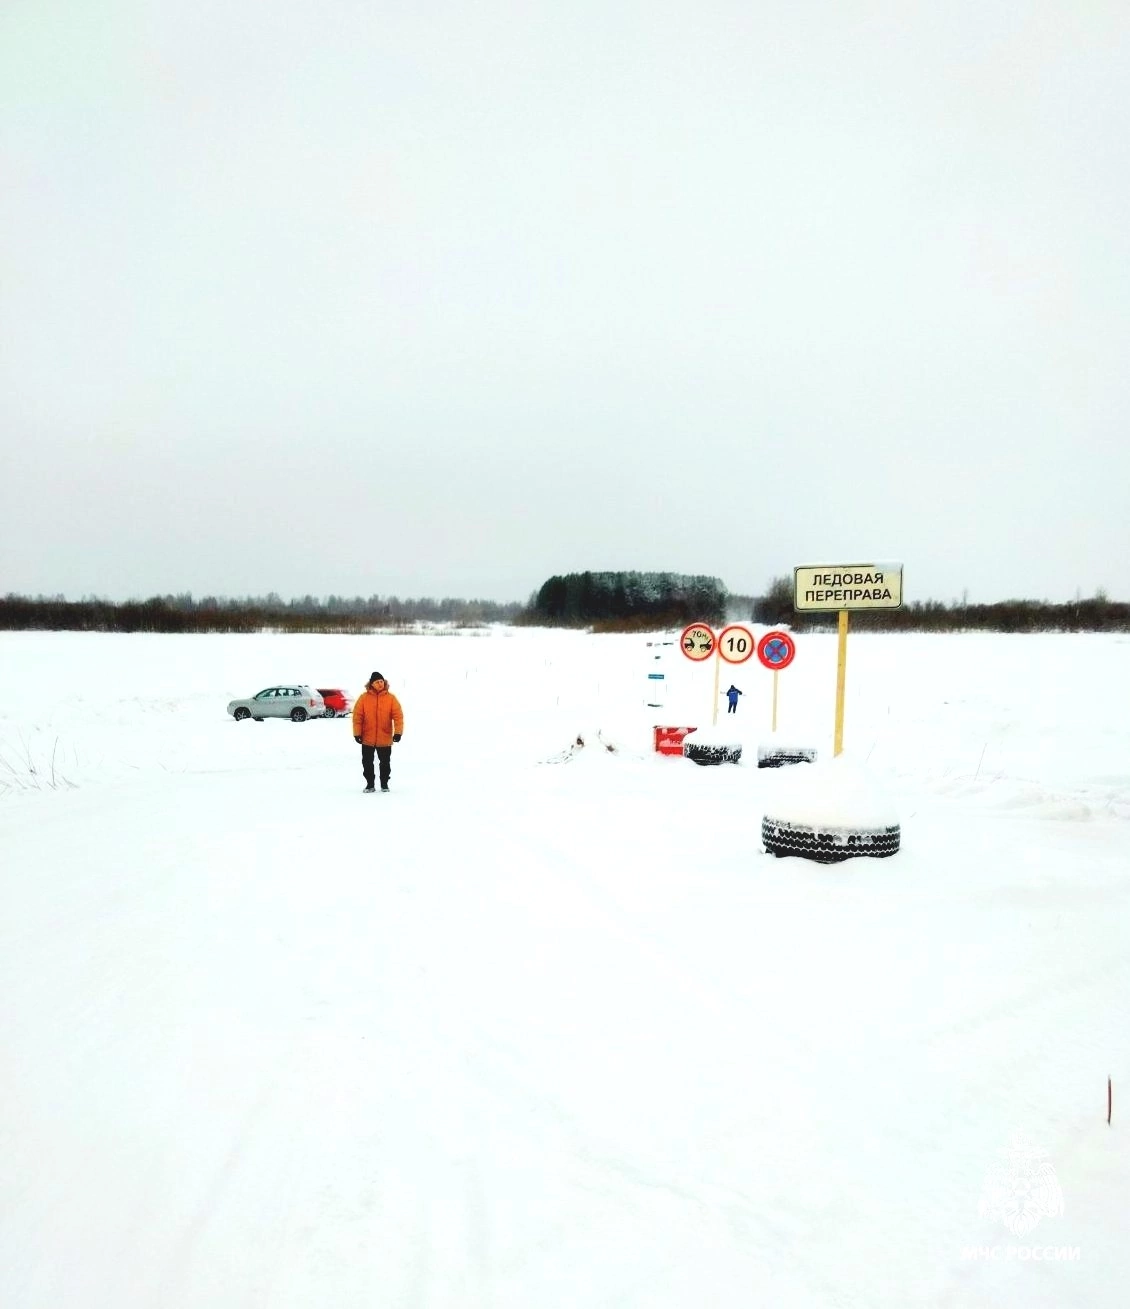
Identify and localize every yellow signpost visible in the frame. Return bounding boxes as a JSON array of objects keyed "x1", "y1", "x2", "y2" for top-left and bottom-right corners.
[
  {"x1": 712, "y1": 649, "x2": 721, "y2": 725},
  {"x1": 793, "y1": 564, "x2": 904, "y2": 755},
  {"x1": 834, "y1": 609, "x2": 849, "y2": 755}
]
